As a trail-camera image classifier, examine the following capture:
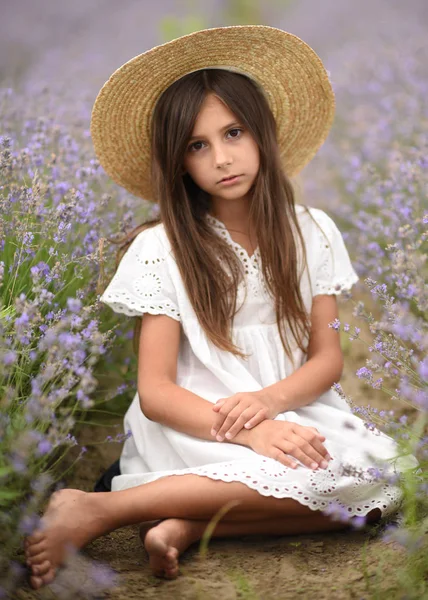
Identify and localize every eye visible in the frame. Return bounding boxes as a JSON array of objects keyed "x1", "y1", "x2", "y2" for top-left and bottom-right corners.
[
  {"x1": 227, "y1": 128, "x2": 243, "y2": 139},
  {"x1": 187, "y1": 140, "x2": 205, "y2": 153},
  {"x1": 187, "y1": 128, "x2": 244, "y2": 153}
]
